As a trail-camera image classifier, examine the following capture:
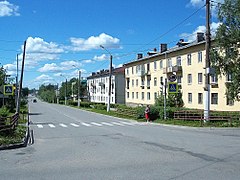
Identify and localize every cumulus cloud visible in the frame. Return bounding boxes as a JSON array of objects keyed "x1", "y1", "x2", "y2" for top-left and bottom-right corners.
[
  {"x1": 0, "y1": 1, "x2": 19, "y2": 17},
  {"x1": 69, "y1": 33, "x2": 120, "y2": 51},
  {"x1": 35, "y1": 74, "x2": 53, "y2": 82},
  {"x1": 93, "y1": 54, "x2": 108, "y2": 61},
  {"x1": 180, "y1": 22, "x2": 221, "y2": 42},
  {"x1": 38, "y1": 60, "x2": 82, "y2": 73}
]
